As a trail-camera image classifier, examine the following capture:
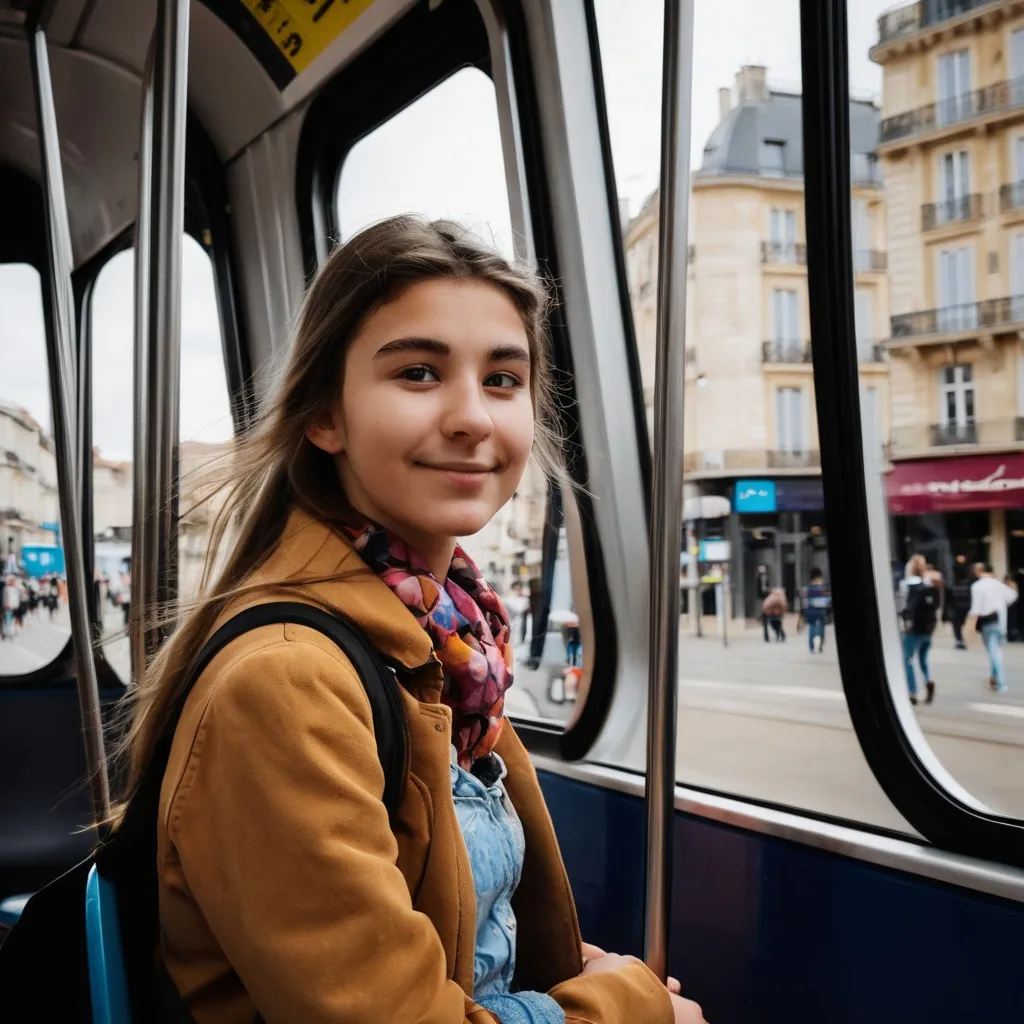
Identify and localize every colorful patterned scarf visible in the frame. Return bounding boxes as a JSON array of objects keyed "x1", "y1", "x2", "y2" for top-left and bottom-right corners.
[{"x1": 346, "y1": 524, "x2": 514, "y2": 769}]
